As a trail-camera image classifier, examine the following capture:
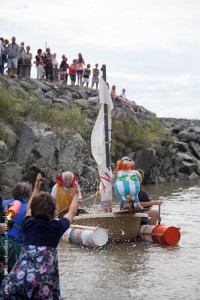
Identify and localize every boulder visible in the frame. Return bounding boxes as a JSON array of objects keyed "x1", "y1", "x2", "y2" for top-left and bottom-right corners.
[
  {"x1": 0, "y1": 141, "x2": 8, "y2": 162},
  {"x1": 134, "y1": 148, "x2": 156, "y2": 174},
  {"x1": 177, "y1": 131, "x2": 200, "y2": 143},
  {"x1": 176, "y1": 152, "x2": 195, "y2": 163},
  {"x1": 179, "y1": 161, "x2": 197, "y2": 175},
  {"x1": 189, "y1": 142, "x2": 200, "y2": 160},
  {"x1": 0, "y1": 162, "x2": 23, "y2": 187}
]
